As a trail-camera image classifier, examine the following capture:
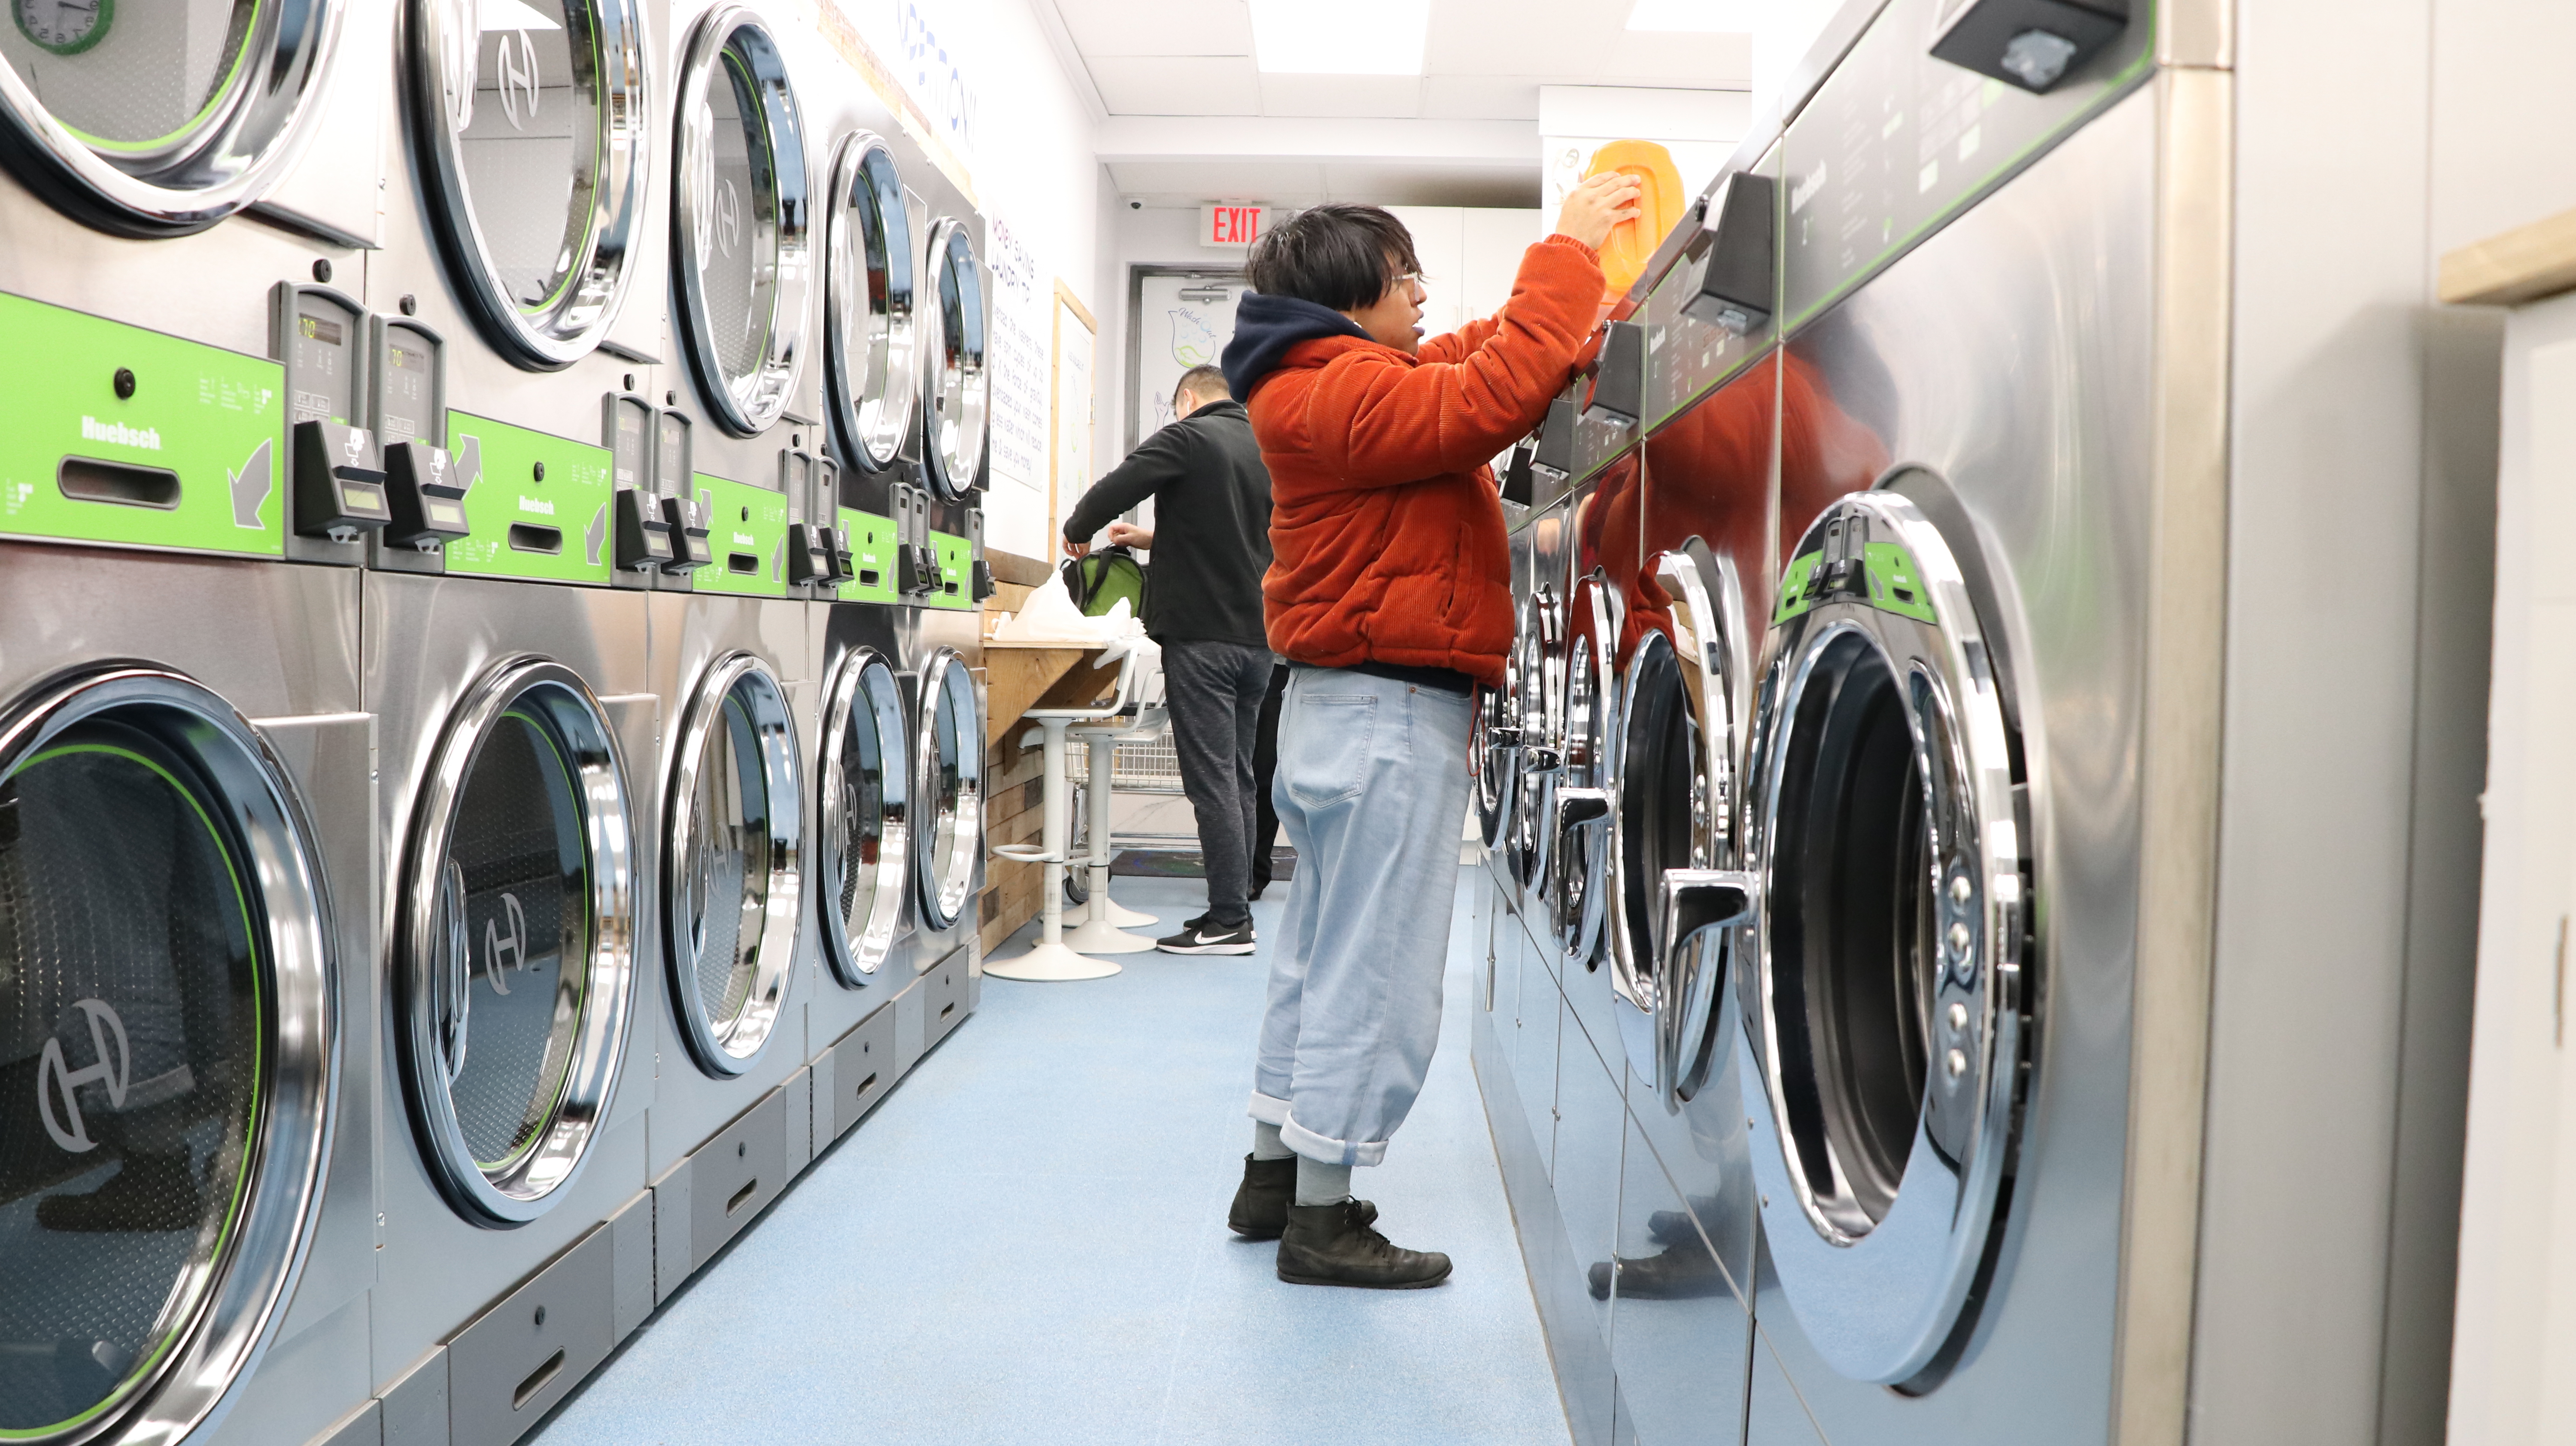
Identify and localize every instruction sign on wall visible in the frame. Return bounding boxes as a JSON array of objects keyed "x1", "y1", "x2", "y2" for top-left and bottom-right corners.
[{"x1": 982, "y1": 212, "x2": 1048, "y2": 557}]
